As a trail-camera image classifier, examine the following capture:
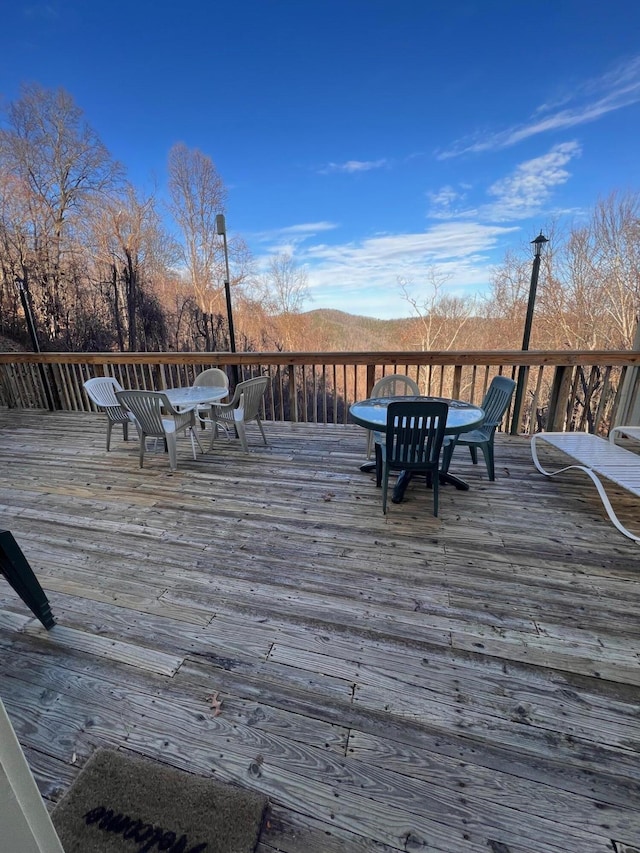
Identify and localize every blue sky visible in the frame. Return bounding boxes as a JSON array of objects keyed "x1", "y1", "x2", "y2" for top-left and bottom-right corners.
[{"x1": 1, "y1": 1, "x2": 639, "y2": 318}]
